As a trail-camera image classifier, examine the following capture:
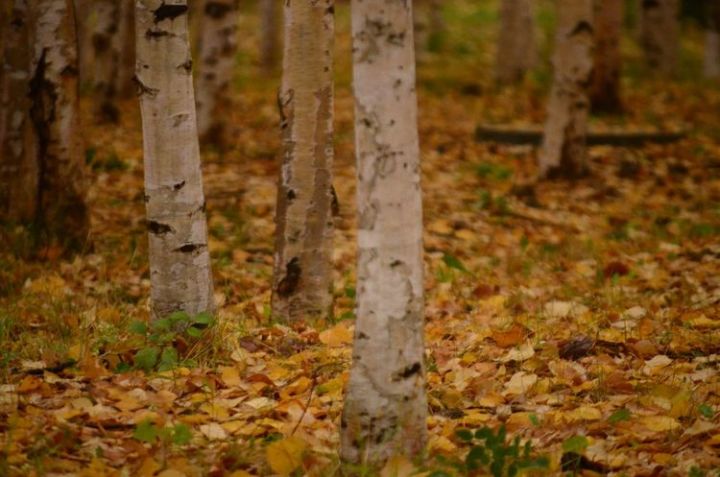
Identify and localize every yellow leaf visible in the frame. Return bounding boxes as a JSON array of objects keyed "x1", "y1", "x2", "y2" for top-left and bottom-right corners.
[
  {"x1": 220, "y1": 366, "x2": 242, "y2": 387},
  {"x1": 564, "y1": 406, "x2": 602, "y2": 422},
  {"x1": 229, "y1": 471, "x2": 254, "y2": 477},
  {"x1": 266, "y1": 436, "x2": 307, "y2": 476},
  {"x1": 503, "y1": 372, "x2": 537, "y2": 397},
  {"x1": 380, "y1": 455, "x2": 416, "y2": 477},
  {"x1": 137, "y1": 457, "x2": 161, "y2": 477},
  {"x1": 639, "y1": 416, "x2": 680, "y2": 432},
  {"x1": 319, "y1": 323, "x2": 353, "y2": 347},
  {"x1": 157, "y1": 470, "x2": 186, "y2": 477},
  {"x1": 688, "y1": 315, "x2": 720, "y2": 329}
]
